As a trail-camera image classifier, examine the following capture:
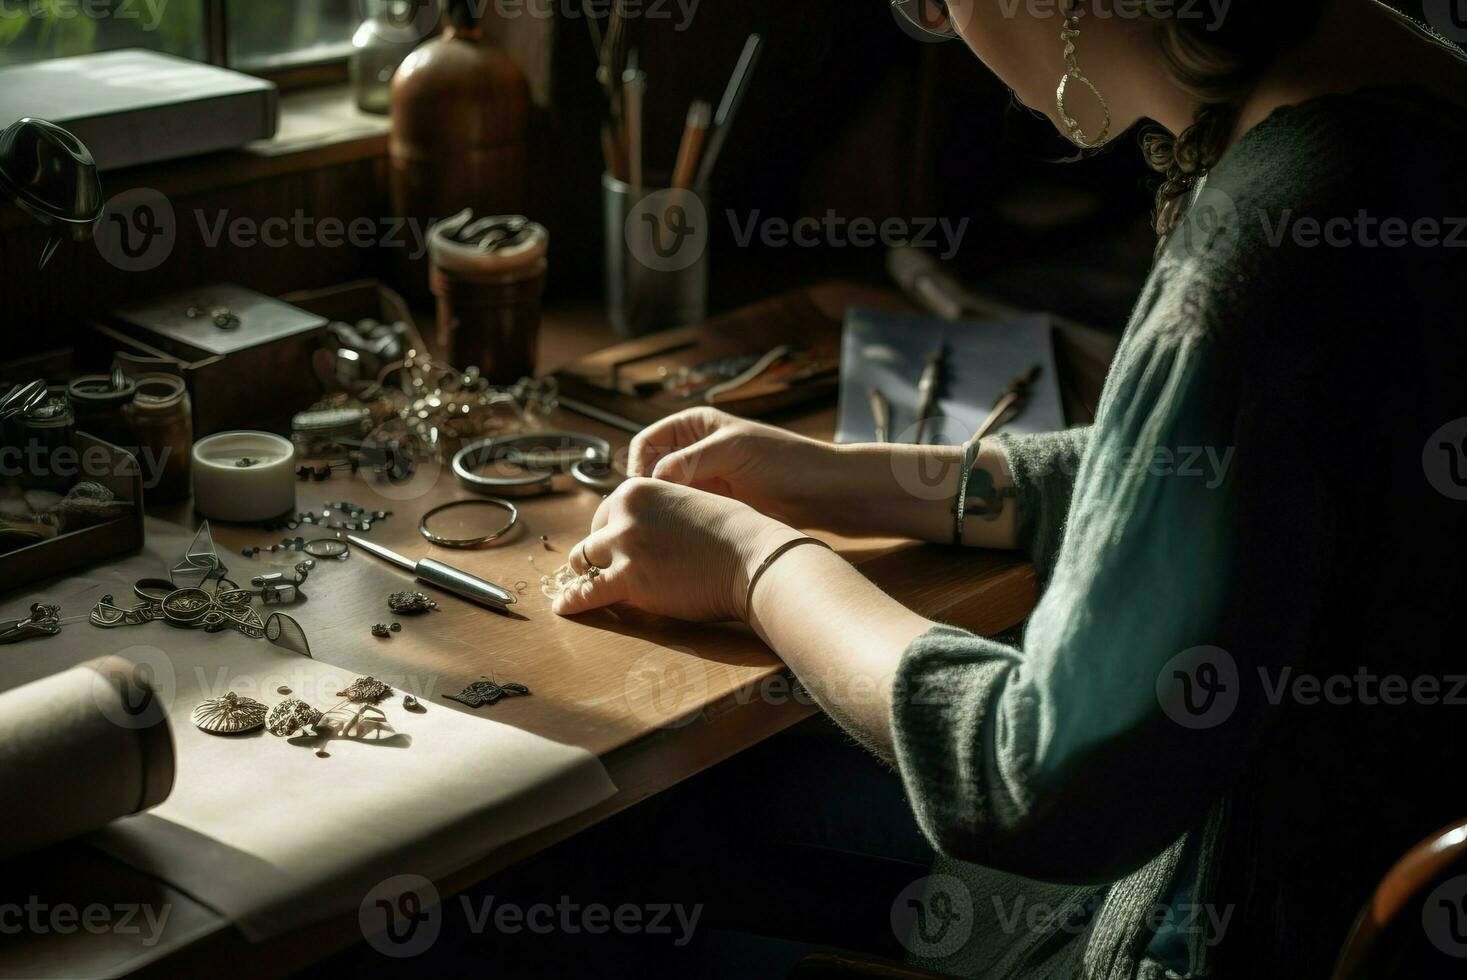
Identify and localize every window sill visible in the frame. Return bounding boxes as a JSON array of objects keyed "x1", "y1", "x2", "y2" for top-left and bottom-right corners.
[{"x1": 1, "y1": 85, "x2": 389, "y2": 233}]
